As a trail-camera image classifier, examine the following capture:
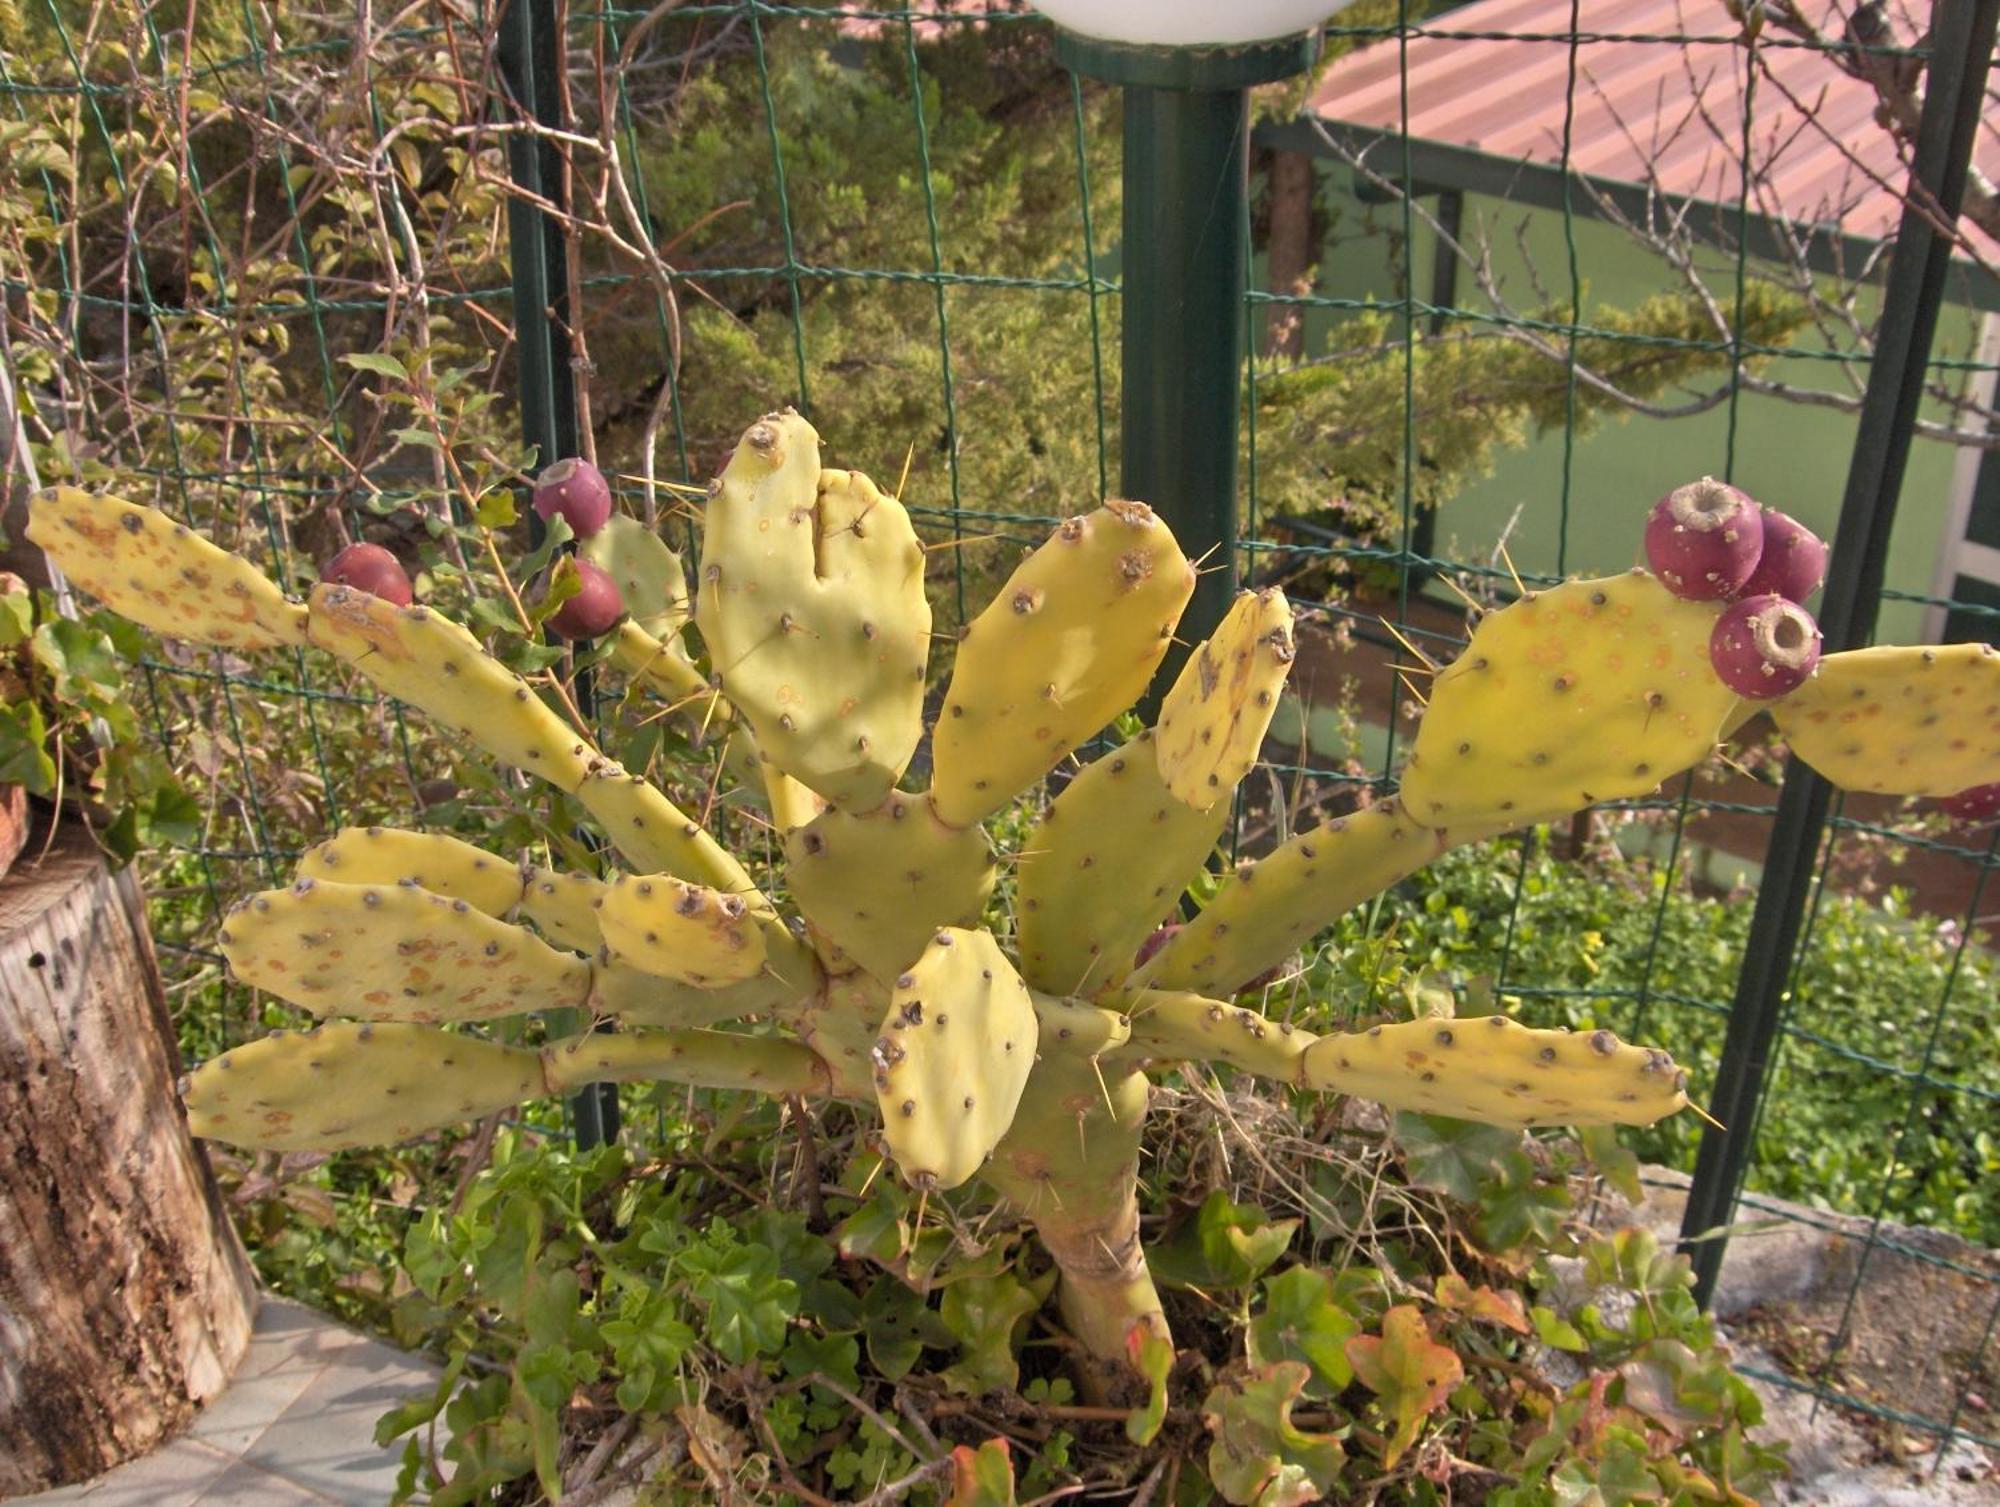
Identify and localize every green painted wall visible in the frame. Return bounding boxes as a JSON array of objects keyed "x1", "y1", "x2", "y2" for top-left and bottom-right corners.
[{"x1": 1273, "y1": 174, "x2": 1988, "y2": 644}]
